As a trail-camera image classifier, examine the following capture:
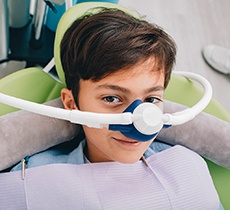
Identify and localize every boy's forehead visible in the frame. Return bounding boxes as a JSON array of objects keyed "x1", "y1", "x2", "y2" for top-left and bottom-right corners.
[
  {"x1": 81, "y1": 64, "x2": 165, "y2": 91},
  {"x1": 107, "y1": 57, "x2": 165, "y2": 79},
  {"x1": 79, "y1": 57, "x2": 165, "y2": 92}
]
